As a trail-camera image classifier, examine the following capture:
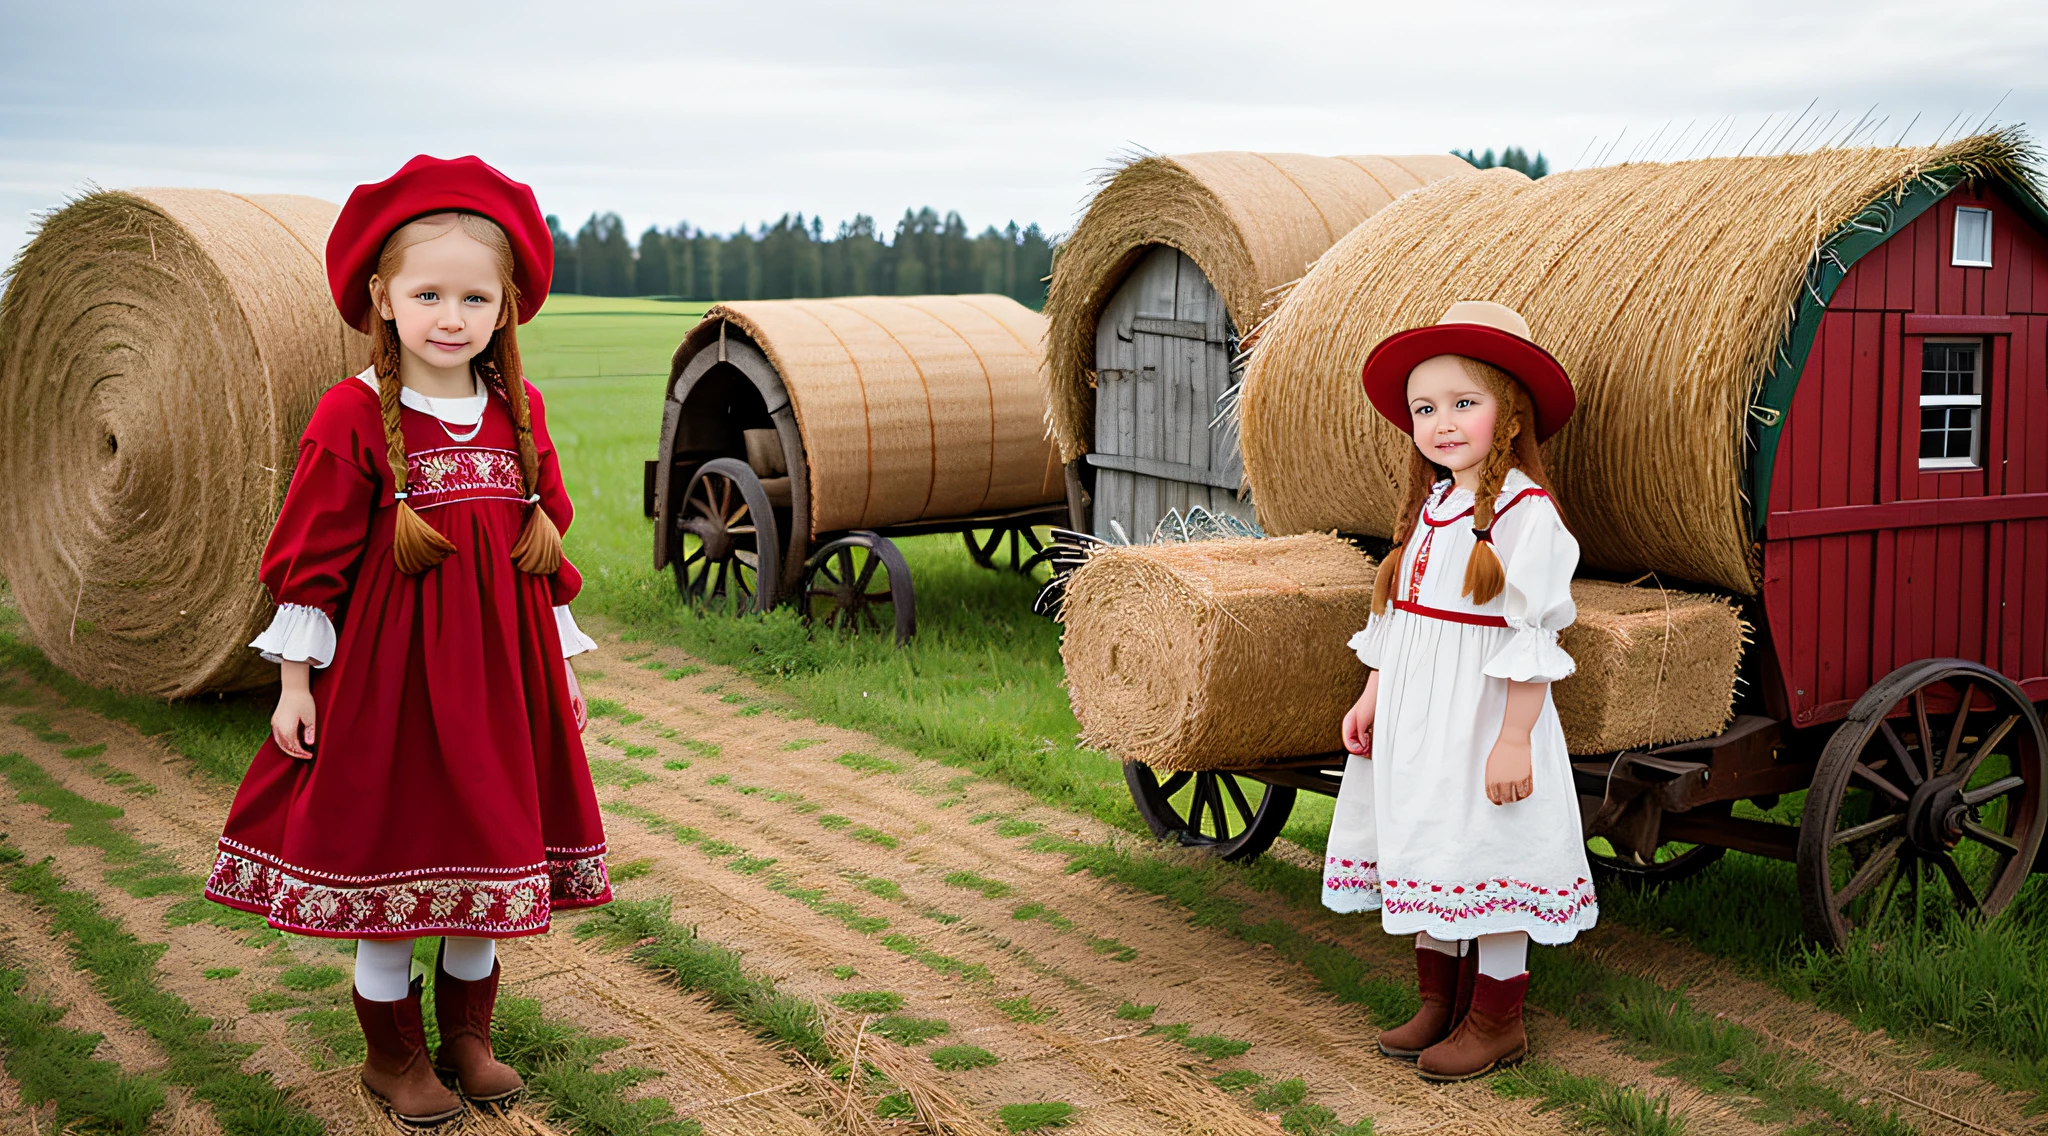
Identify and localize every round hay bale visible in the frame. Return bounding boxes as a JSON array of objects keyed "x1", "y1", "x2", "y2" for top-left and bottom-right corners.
[
  {"x1": 1042, "y1": 152, "x2": 1472, "y2": 463},
  {"x1": 670, "y1": 295, "x2": 1063, "y2": 537},
  {"x1": 1059, "y1": 533, "x2": 1376, "y2": 770},
  {"x1": 1238, "y1": 135, "x2": 2029, "y2": 595},
  {"x1": 0, "y1": 189, "x2": 369, "y2": 697}
]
